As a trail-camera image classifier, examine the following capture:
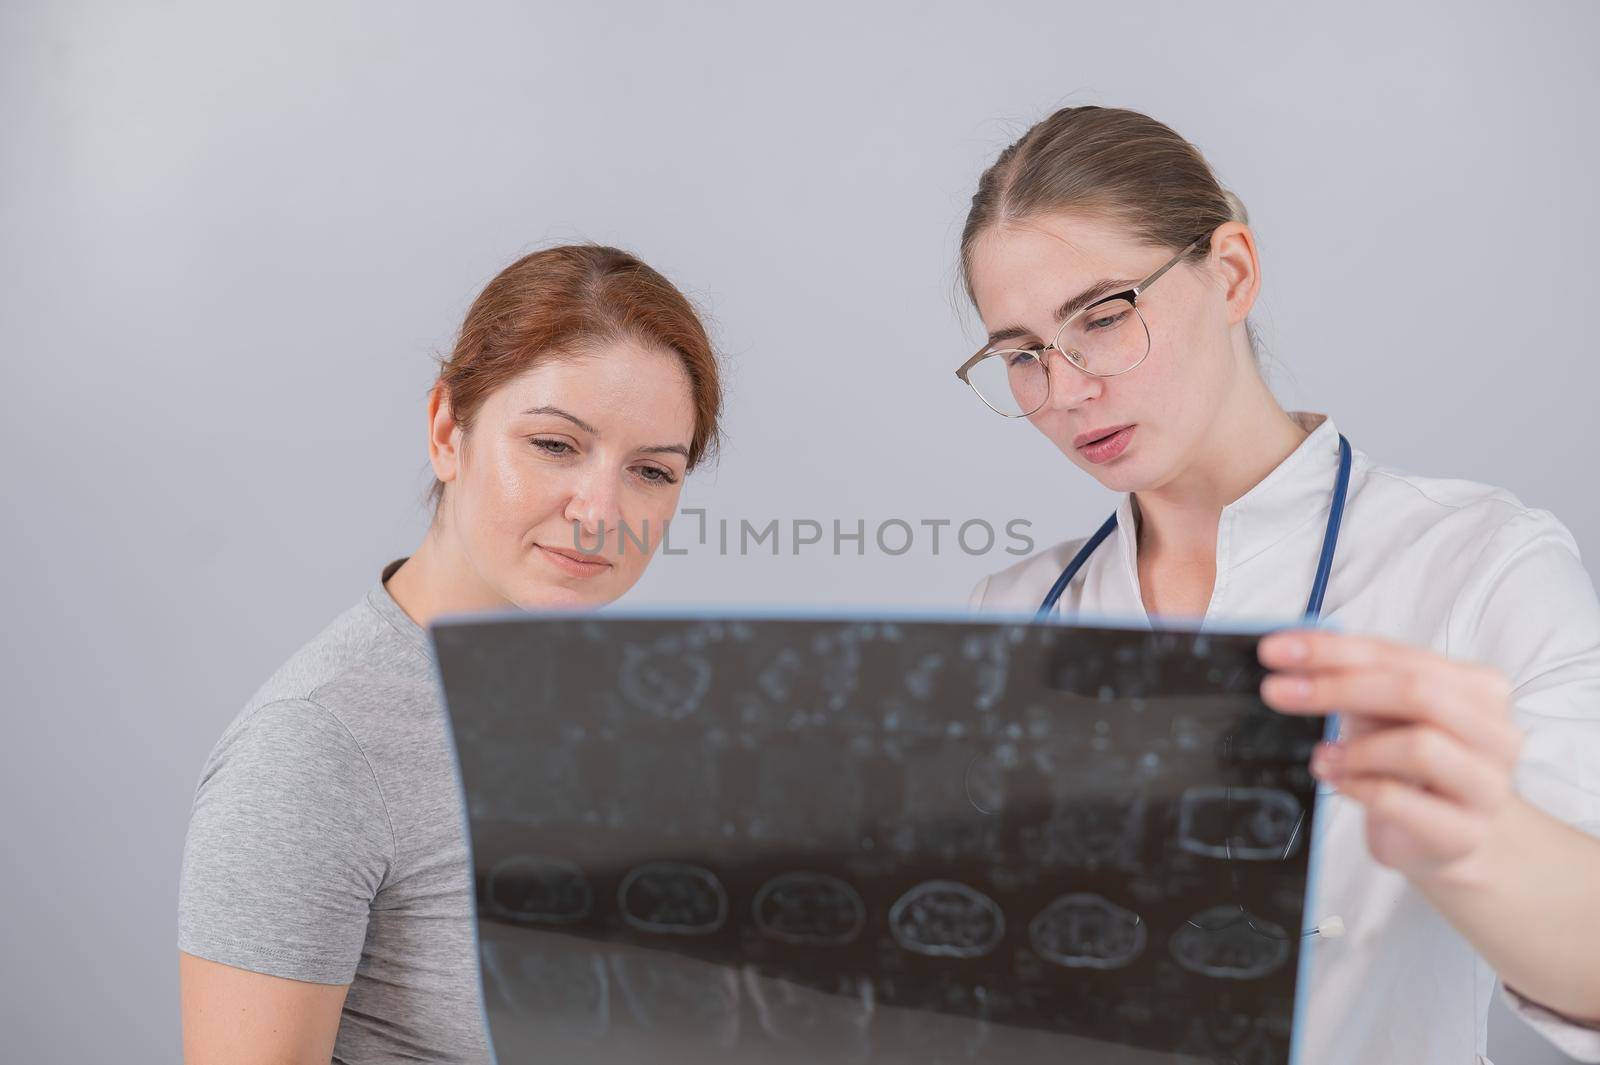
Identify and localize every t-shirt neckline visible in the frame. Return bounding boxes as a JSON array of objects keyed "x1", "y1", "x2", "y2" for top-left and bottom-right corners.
[{"x1": 365, "y1": 557, "x2": 433, "y2": 663}]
